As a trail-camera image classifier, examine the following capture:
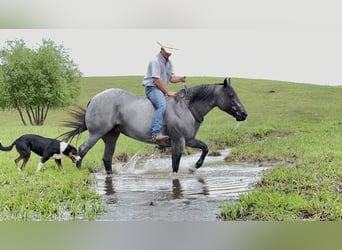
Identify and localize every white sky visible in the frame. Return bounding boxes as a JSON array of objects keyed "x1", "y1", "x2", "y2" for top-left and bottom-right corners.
[{"x1": 0, "y1": 0, "x2": 342, "y2": 85}]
